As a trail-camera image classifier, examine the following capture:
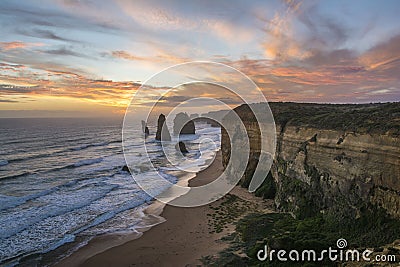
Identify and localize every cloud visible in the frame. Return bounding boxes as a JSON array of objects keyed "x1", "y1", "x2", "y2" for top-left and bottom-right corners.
[
  {"x1": 40, "y1": 47, "x2": 88, "y2": 58},
  {"x1": 0, "y1": 1, "x2": 120, "y2": 33},
  {"x1": 0, "y1": 41, "x2": 27, "y2": 50},
  {"x1": 0, "y1": 63, "x2": 142, "y2": 108},
  {"x1": 111, "y1": 50, "x2": 146, "y2": 61},
  {"x1": 0, "y1": 99, "x2": 19, "y2": 103},
  {"x1": 114, "y1": 0, "x2": 255, "y2": 43},
  {"x1": 110, "y1": 49, "x2": 188, "y2": 64},
  {"x1": 0, "y1": 41, "x2": 42, "y2": 50},
  {"x1": 17, "y1": 28, "x2": 77, "y2": 42},
  {"x1": 221, "y1": 30, "x2": 400, "y2": 103},
  {"x1": 259, "y1": 0, "x2": 310, "y2": 61},
  {"x1": 115, "y1": 0, "x2": 198, "y2": 31},
  {"x1": 297, "y1": 4, "x2": 350, "y2": 50},
  {"x1": 202, "y1": 19, "x2": 254, "y2": 43},
  {"x1": 0, "y1": 84, "x2": 43, "y2": 94},
  {"x1": 143, "y1": 82, "x2": 244, "y2": 108},
  {"x1": 258, "y1": 0, "x2": 357, "y2": 64},
  {"x1": 359, "y1": 34, "x2": 400, "y2": 71}
]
